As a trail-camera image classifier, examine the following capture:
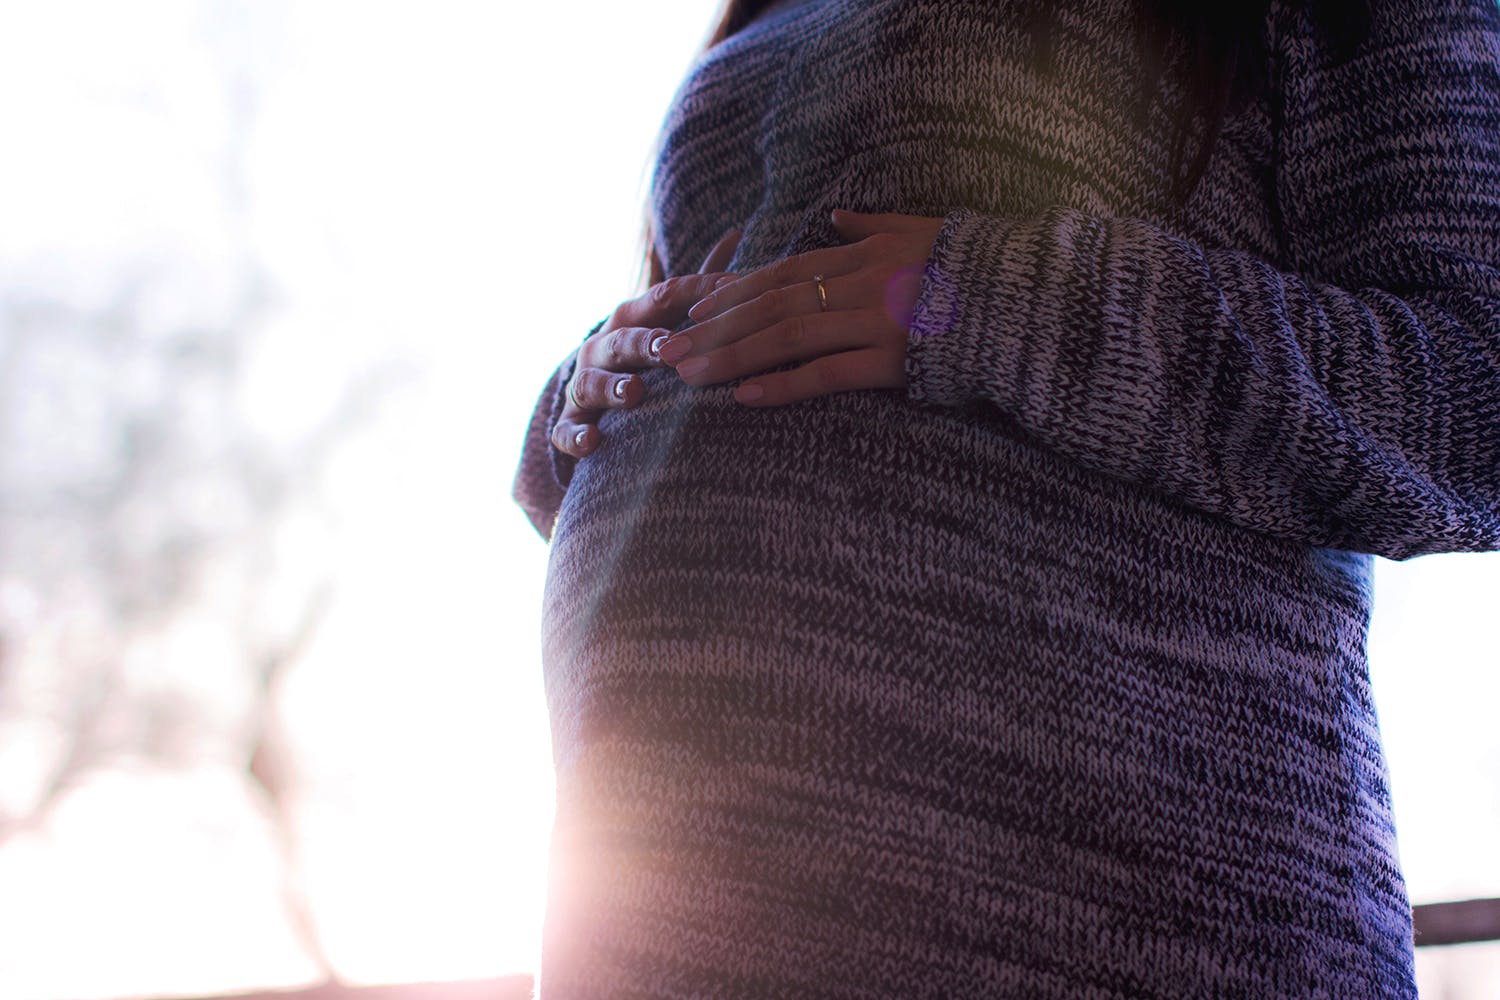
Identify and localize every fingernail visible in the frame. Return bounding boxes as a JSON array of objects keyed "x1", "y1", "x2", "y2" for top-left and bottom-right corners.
[
  {"x1": 688, "y1": 296, "x2": 714, "y2": 321},
  {"x1": 734, "y1": 384, "x2": 764, "y2": 404},
  {"x1": 657, "y1": 336, "x2": 692, "y2": 364},
  {"x1": 574, "y1": 429, "x2": 587, "y2": 448},
  {"x1": 648, "y1": 333, "x2": 669, "y2": 360},
  {"x1": 612, "y1": 376, "x2": 630, "y2": 399},
  {"x1": 677, "y1": 356, "x2": 709, "y2": 378}
]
